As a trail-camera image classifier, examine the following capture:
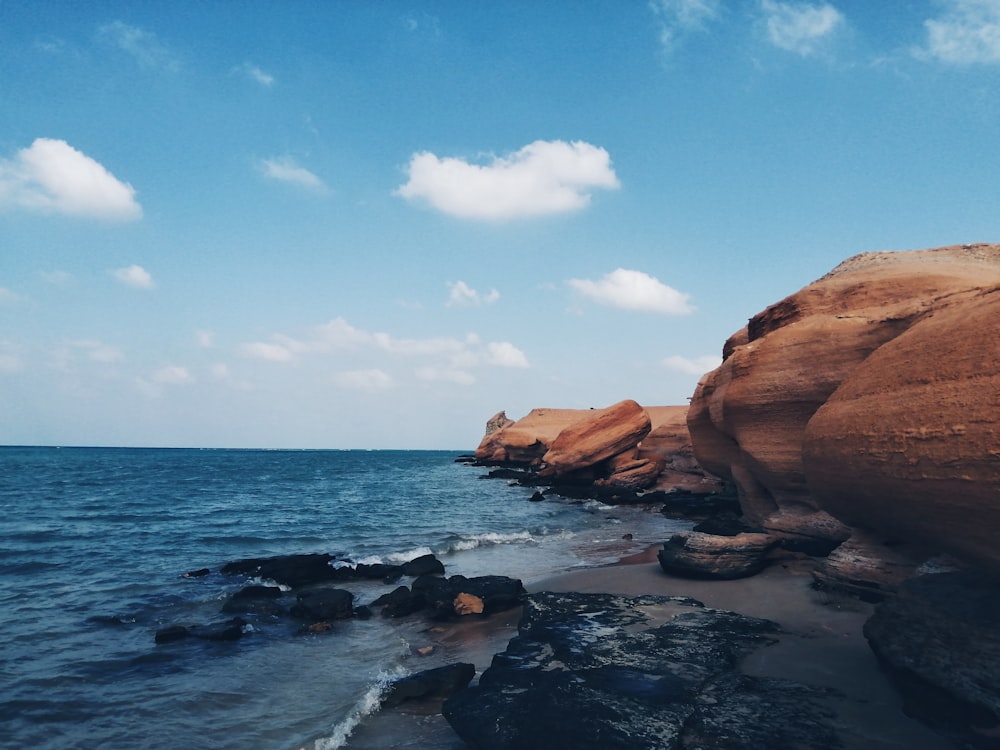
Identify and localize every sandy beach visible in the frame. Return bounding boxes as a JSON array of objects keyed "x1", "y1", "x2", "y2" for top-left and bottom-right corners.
[{"x1": 347, "y1": 549, "x2": 951, "y2": 749}]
